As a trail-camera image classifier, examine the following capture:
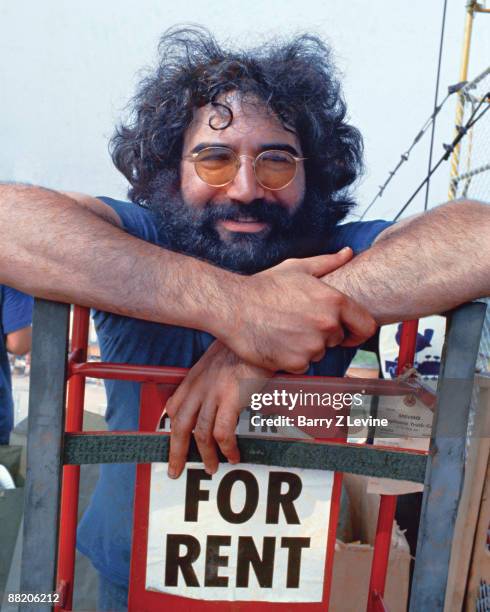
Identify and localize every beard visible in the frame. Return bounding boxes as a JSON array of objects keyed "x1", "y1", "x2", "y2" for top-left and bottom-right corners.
[{"x1": 147, "y1": 169, "x2": 339, "y2": 274}]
